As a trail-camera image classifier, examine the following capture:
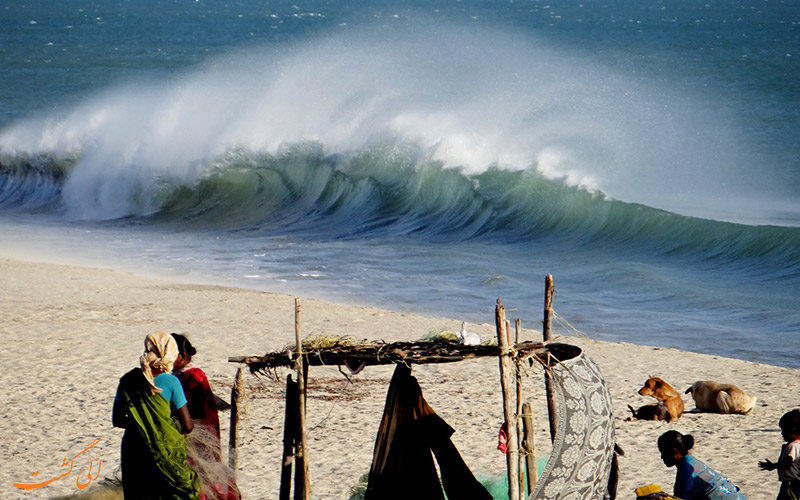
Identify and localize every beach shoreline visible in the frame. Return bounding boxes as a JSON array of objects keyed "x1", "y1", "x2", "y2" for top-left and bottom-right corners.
[{"x1": 1, "y1": 256, "x2": 794, "y2": 499}]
